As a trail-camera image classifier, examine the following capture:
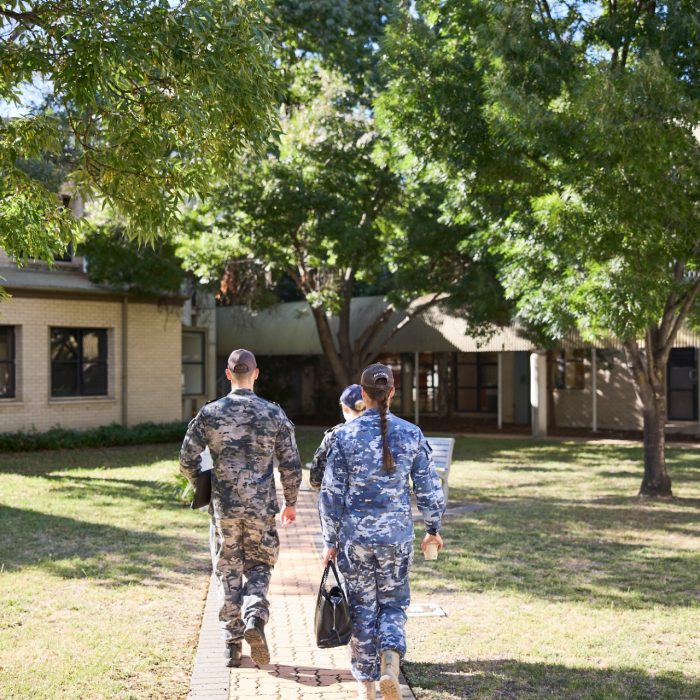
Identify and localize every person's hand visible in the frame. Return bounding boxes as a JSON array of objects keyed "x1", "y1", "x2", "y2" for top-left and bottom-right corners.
[
  {"x1": 421, "y1": 532, "x2": 444, "y2": 554},
  {"x1": 322, "y1": 546, "x2": 337, "y2": 565},
  {"x1": 280, "y1": 505, "x2": 296, "y2": 527}
]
